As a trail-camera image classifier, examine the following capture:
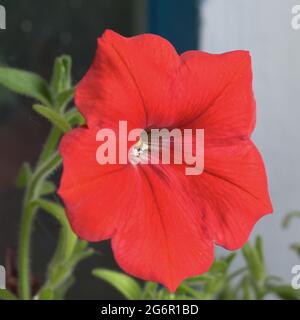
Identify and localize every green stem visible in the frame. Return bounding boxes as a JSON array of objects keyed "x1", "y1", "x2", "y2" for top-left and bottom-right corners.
[
  {"x1": 228, "y1": 267, "x2": 247, "y2": 281},
  {"x1": 18, "y1": 204, "x2": 36, "y2": 300},
  {"x1": 38, "y1": 127, "x2": 61, "y2": 165},
  {"x1": 18, "y1": 151, "x2": 61, "y2": 300}
]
